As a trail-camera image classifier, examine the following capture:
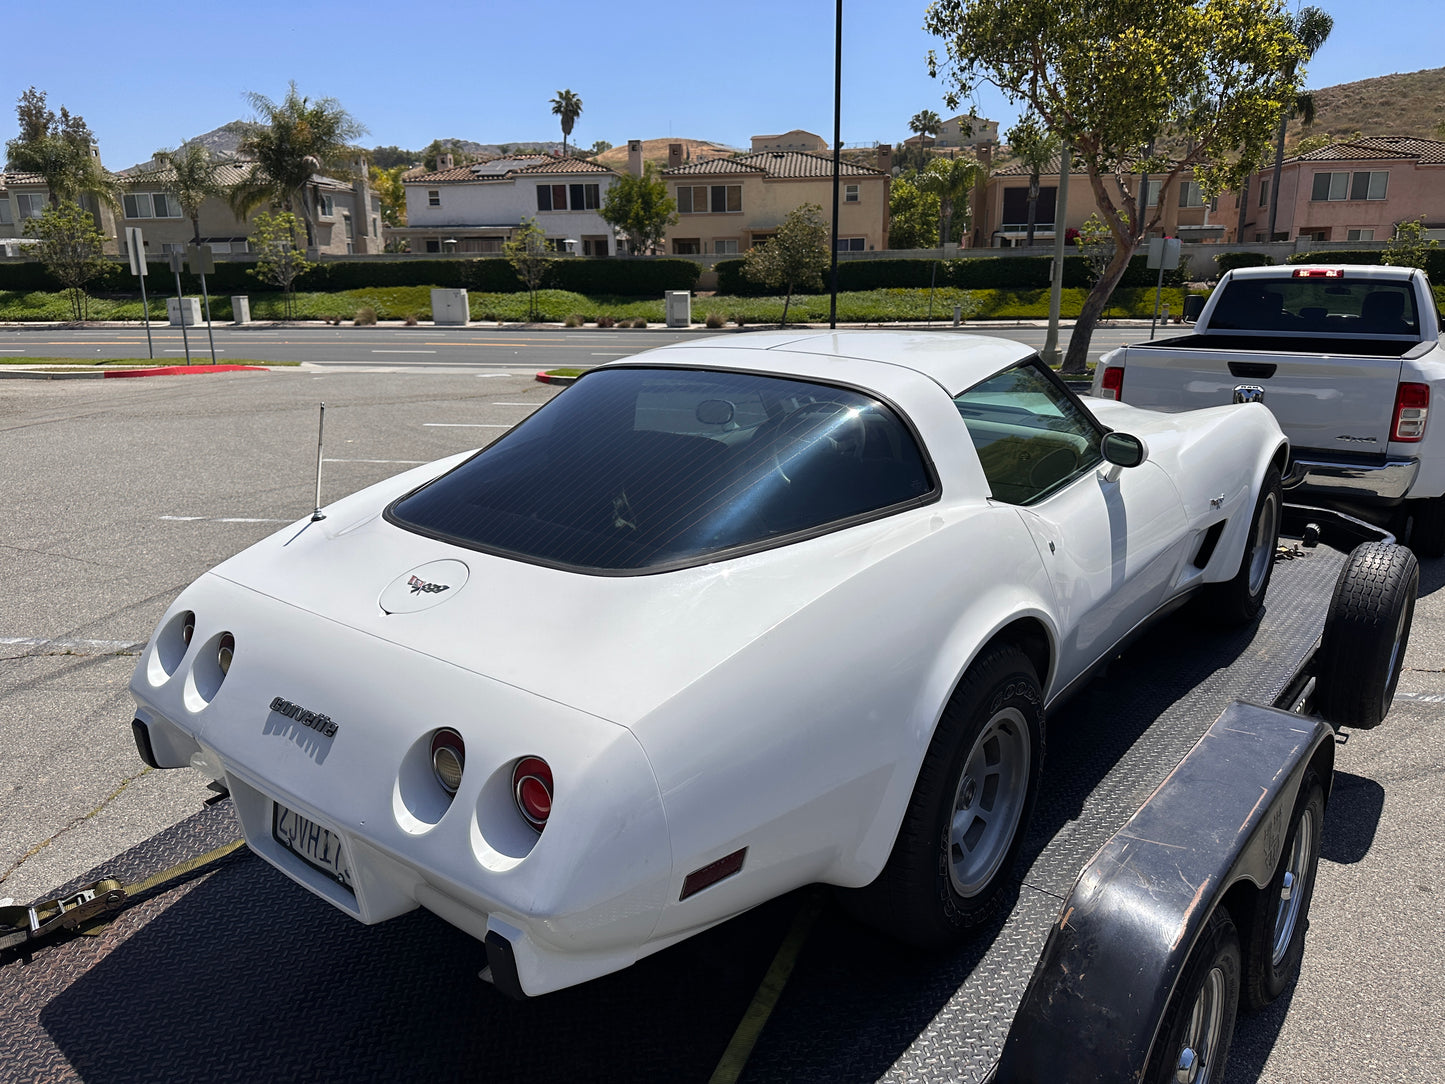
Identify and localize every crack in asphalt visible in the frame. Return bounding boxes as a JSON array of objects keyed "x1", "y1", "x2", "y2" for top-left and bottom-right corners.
[{"x1": 0, "y1": 764, "x2": 153, "y2": 888}]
